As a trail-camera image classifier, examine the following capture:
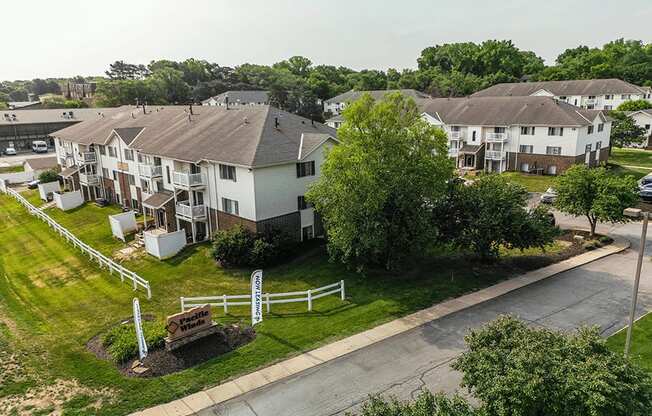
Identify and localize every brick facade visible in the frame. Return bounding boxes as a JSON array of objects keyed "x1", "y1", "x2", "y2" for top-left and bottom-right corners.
[
  {"x1": 506, "y1": 148, "x2": 610, "y2": 174},
  {"x1": 214, "y1": 209, "x2": 303, "y2": 241}
]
